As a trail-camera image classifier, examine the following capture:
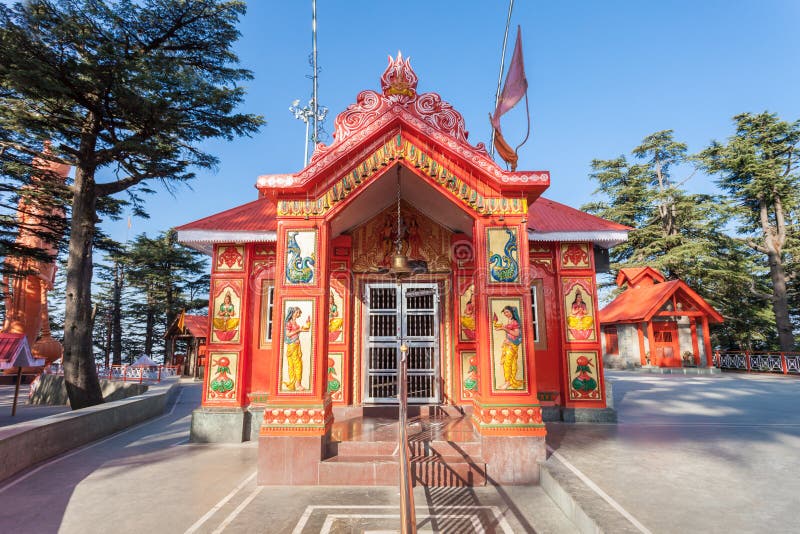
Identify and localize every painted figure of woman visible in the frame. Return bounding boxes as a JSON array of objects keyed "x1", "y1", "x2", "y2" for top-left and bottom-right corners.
[
  {"x1": 460, "y1": 291, "x2": 476, "y2": 340},
  {"x1": 567, "y1": 288, "x2": 594, "y2": 340},
  {"x1": 493, "y1": 305, "x2": 524, "y2": 390},
  {"x1": 328, "y1": 289, "x2": 343, "y2": 342},
  {"x1": 212, "y1": 291, "x2": 240, "y2": 341},
  {"x1": 282, "y1": 306, "x2": 311, "y2": 391}
]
